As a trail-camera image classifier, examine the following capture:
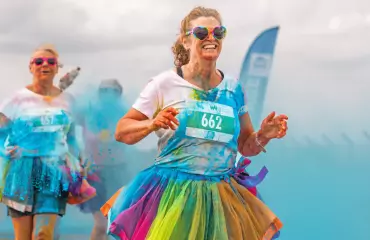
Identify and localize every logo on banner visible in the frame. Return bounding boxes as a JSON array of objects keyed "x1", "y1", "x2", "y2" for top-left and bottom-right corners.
[{"x1": 248, "y1": 53, "x2": 272, "y2": 77}]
